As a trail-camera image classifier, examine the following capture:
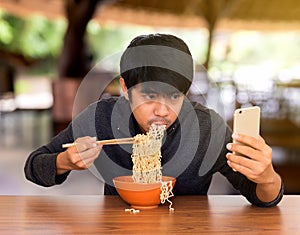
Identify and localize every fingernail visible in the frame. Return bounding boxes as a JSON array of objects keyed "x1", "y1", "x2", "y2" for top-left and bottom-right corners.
[
  {"x1": 92, "y1": 143, "x2": 97, "y2": 147},
  {"x1": 226, "y1": 143, "x2": 232, "y2": 150},
  {"x1": 232, "y1": 133, "x2": 239, "y2": 140},
  {"x1": 227, "y1": 160, "x2": 237, "y2": 172}
]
